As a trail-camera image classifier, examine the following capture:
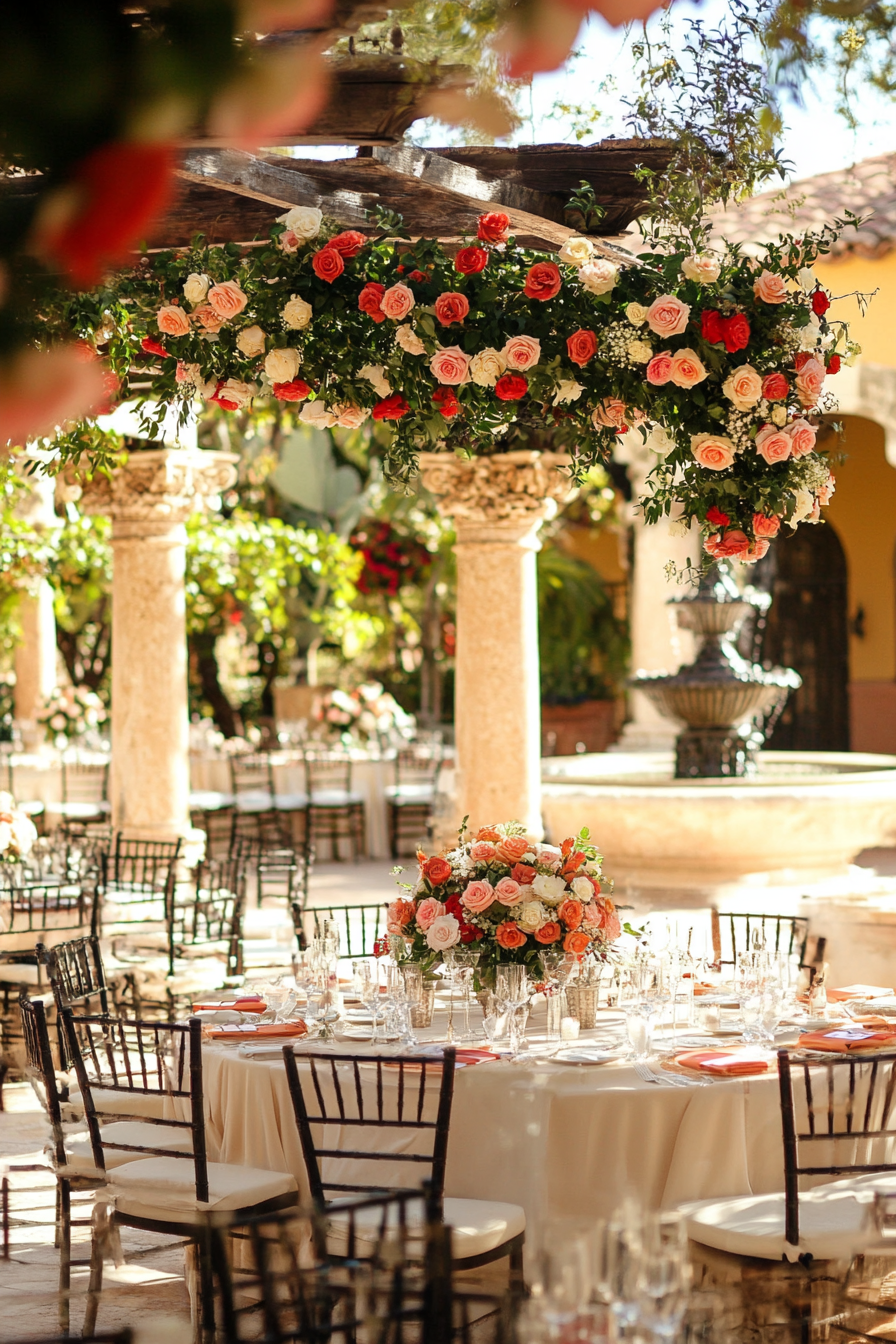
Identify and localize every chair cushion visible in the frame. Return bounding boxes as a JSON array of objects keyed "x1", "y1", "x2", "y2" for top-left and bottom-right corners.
[
  {"x1": 69, "y1": 1086, "x2": 169, "y2": 1120},
  {"x1": 309, "y1": 790, "x2": 363, "y2": 807},
  {"x1": 66, "y1": 1121, "x2": 193, "y2": 1174},
  {"x1": 19, "y1": 800, "x2": 45, "y2": 817},
  {"x1": 189, "y1": 791, "x2": 235, "y2": 811},
  {"x1": 234, "y1": 792, "x2": 274, "y2": 813},
  {"x1": 327, "y1": 1196, "x2": 525, "y2": 1261},
  {"x1": 108, "y1": 1155, "x2": 297, "y2": 1222},
  {"x1": 45, "y1": 801, "x2": 111, "y2": 818},
  {"x1": 273, "y1": 793, "x2": 309, "y2": 811},
  {"x1": 0, "y1": 961, "x2": 43, "y2": 985},
  {"x1": 384, "y1": 785, "x2": 434, "y2": 805}
]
